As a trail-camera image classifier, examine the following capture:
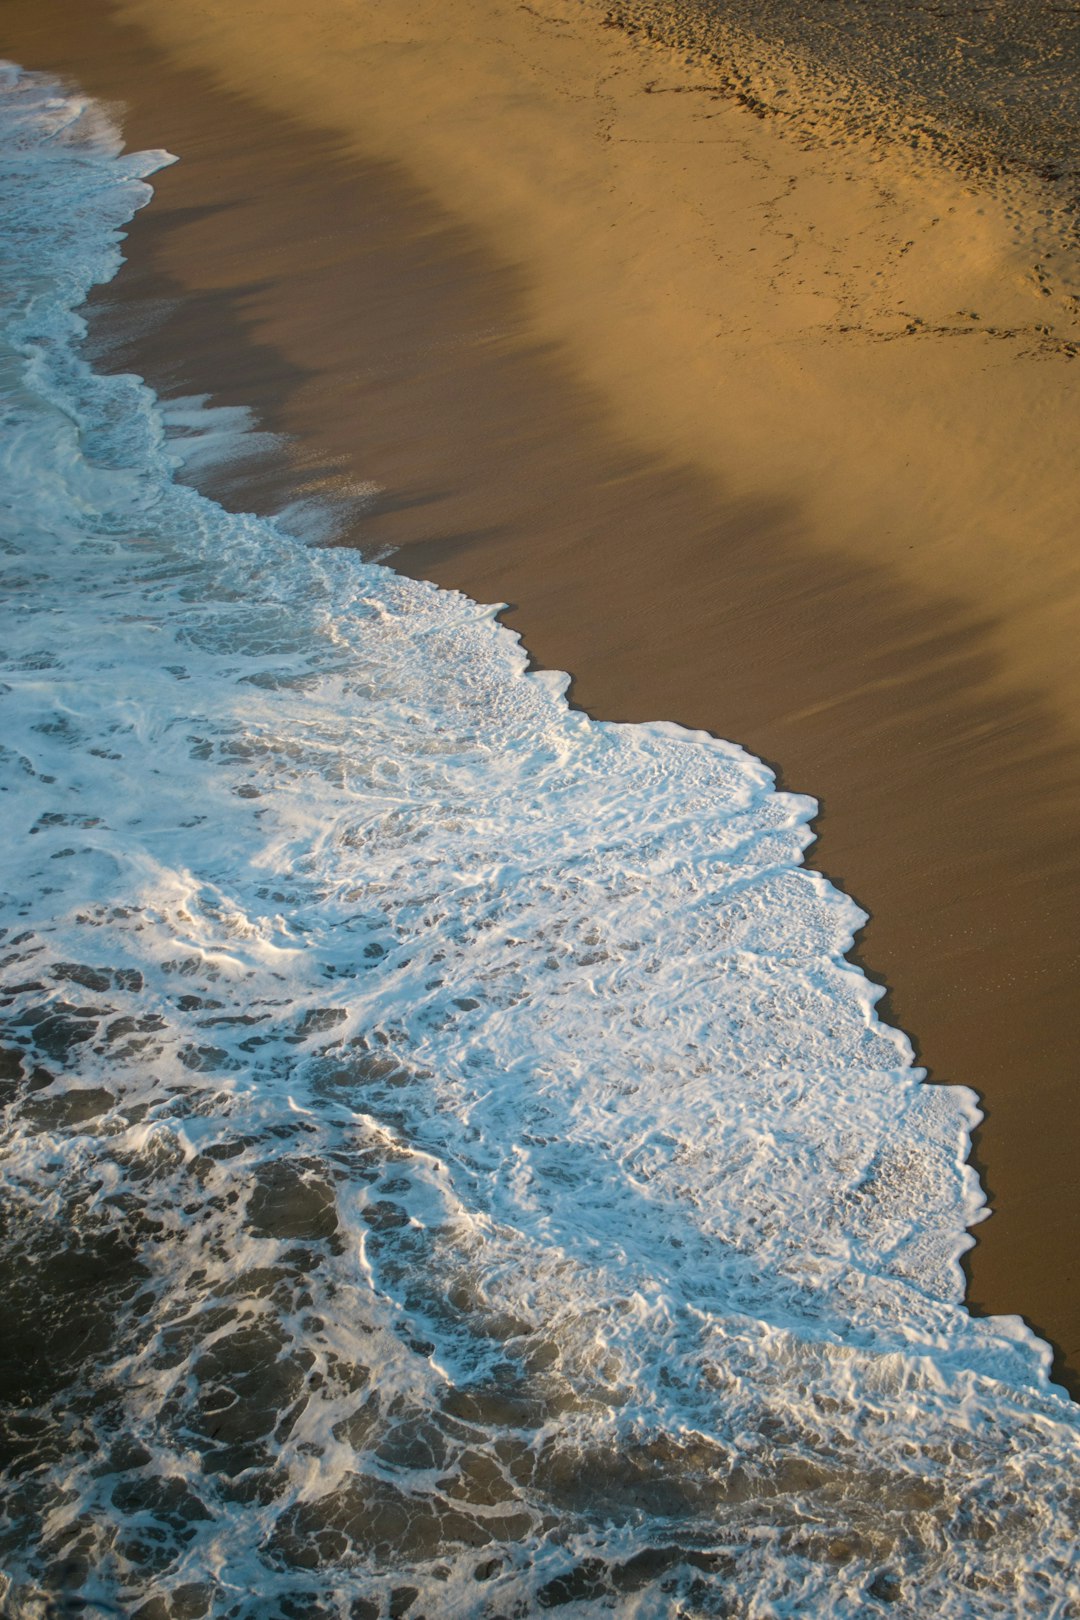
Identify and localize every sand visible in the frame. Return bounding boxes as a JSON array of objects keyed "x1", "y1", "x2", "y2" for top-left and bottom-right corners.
[{"x1": 4, "y1": 0, "x2": 1078, "y2": 1391}]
